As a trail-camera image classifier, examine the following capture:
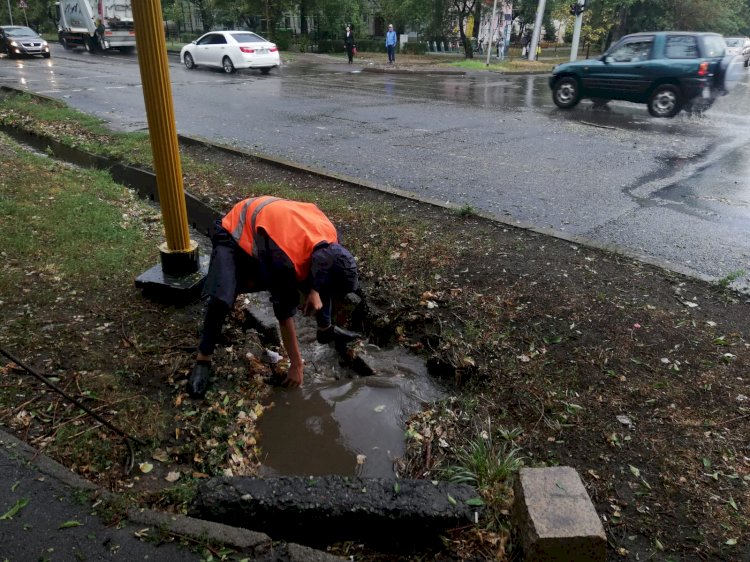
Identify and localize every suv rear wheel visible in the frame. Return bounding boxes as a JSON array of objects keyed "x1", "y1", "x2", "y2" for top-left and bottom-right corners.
[
  {"x1": 648, "y1": 84, "x2": 682, "y2": 118},
  {"x1": 552, "y1": 77, "x2": 581, "y2": 109}
]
